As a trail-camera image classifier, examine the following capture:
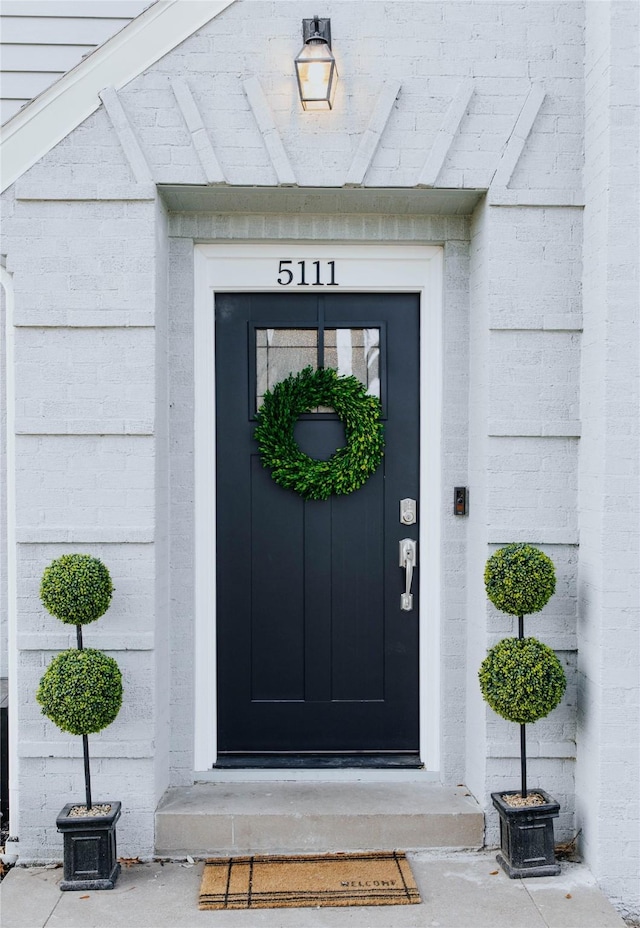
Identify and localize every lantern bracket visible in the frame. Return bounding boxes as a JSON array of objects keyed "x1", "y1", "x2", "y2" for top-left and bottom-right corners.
[{"x1": 302, "y1": 16, "x2": 332, "y2": 47}]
